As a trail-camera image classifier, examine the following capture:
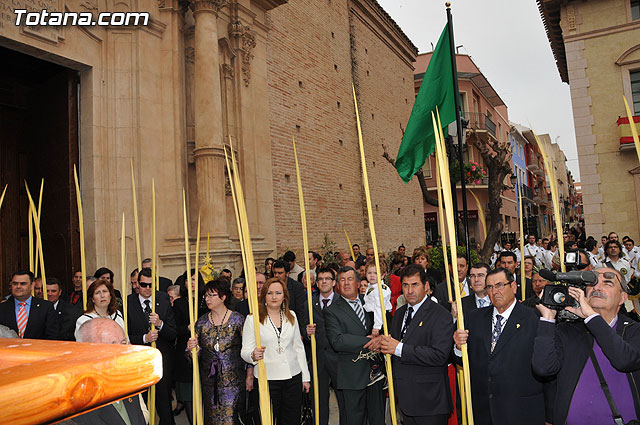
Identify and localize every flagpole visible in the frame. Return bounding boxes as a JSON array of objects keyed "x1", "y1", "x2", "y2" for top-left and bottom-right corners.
[{"x1": 446, "y1": 2, "x2": 471, "y2": 264}]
